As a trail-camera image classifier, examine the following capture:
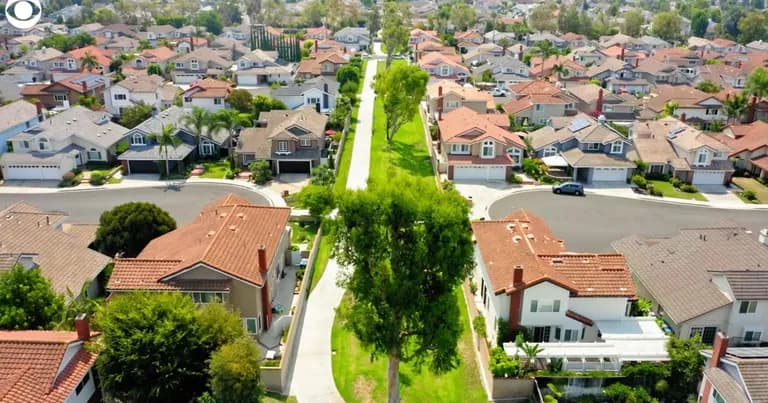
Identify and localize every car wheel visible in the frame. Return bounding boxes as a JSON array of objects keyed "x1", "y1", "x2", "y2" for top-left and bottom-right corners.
[
  {"x1": 575, "y1": 190, "x2": 582, "y2": 196},
  {"x1": 554, "y1": 189, "x2": 561, "y2": 194}
]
